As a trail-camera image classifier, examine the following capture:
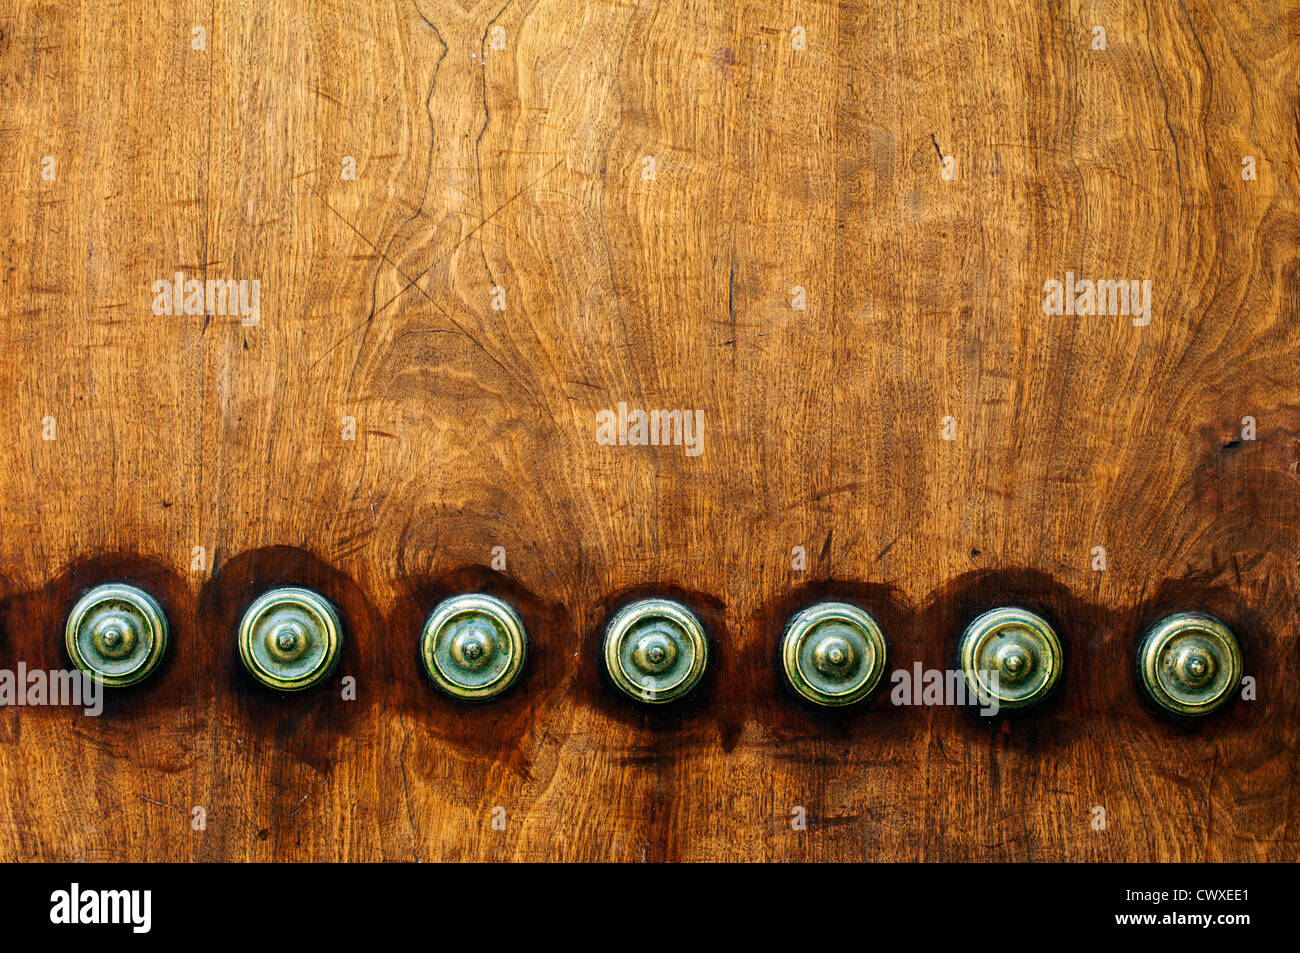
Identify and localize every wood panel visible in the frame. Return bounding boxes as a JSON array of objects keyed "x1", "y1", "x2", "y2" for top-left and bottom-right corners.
[{"x1": 0, "y1": 0, "x2": 1296, "y2": 860}]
